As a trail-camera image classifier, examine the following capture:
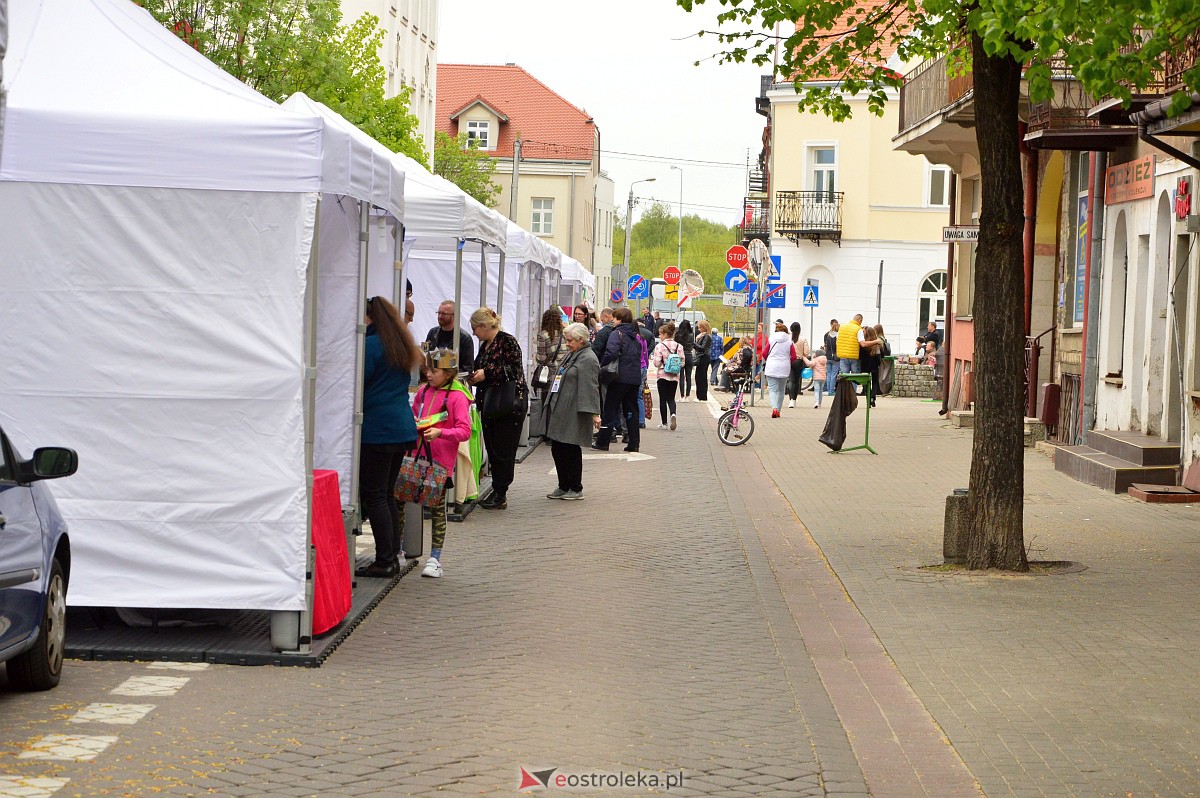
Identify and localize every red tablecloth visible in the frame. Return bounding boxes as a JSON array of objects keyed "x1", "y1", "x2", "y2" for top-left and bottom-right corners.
[{"x1": 312, "y1": 469, "x2": 351, "y2": 635}]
